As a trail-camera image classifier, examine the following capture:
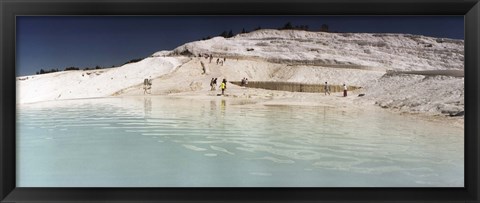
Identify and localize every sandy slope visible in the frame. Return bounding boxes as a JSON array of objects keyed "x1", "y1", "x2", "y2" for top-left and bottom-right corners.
[{"x1": 17, "y1": 56, "x2": 188, "y2": 104}]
